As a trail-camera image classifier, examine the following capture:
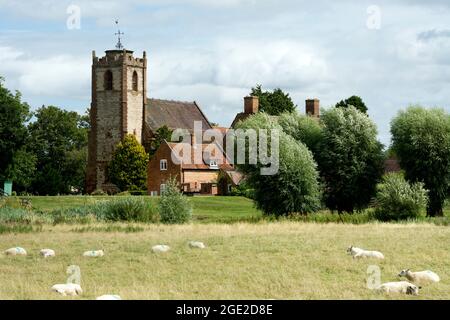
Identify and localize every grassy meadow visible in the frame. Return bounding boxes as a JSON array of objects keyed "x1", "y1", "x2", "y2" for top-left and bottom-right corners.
[
  {"x1": 0, "y1": 222, "x2": 449, "y2": 300},
  {"x1": 0, "y1": 196, "x2": 449, "y2": 300},
  {"x1": 27, "y1": 196, "x2": 263, "y2": 223}
]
